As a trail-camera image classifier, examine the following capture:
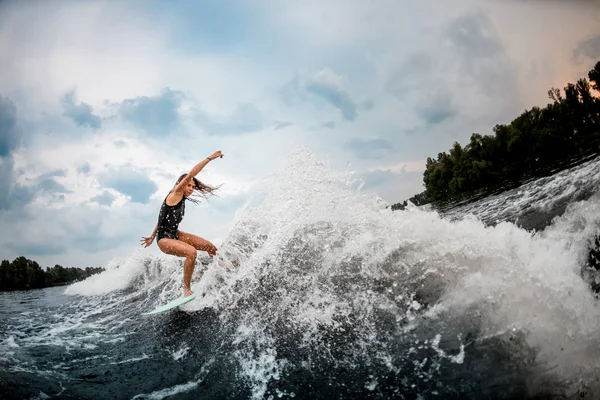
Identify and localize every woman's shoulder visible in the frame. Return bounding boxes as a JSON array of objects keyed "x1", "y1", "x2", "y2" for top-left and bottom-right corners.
[{"x1": 165, "y1": 191, "x2": 184, "y2": 207}]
